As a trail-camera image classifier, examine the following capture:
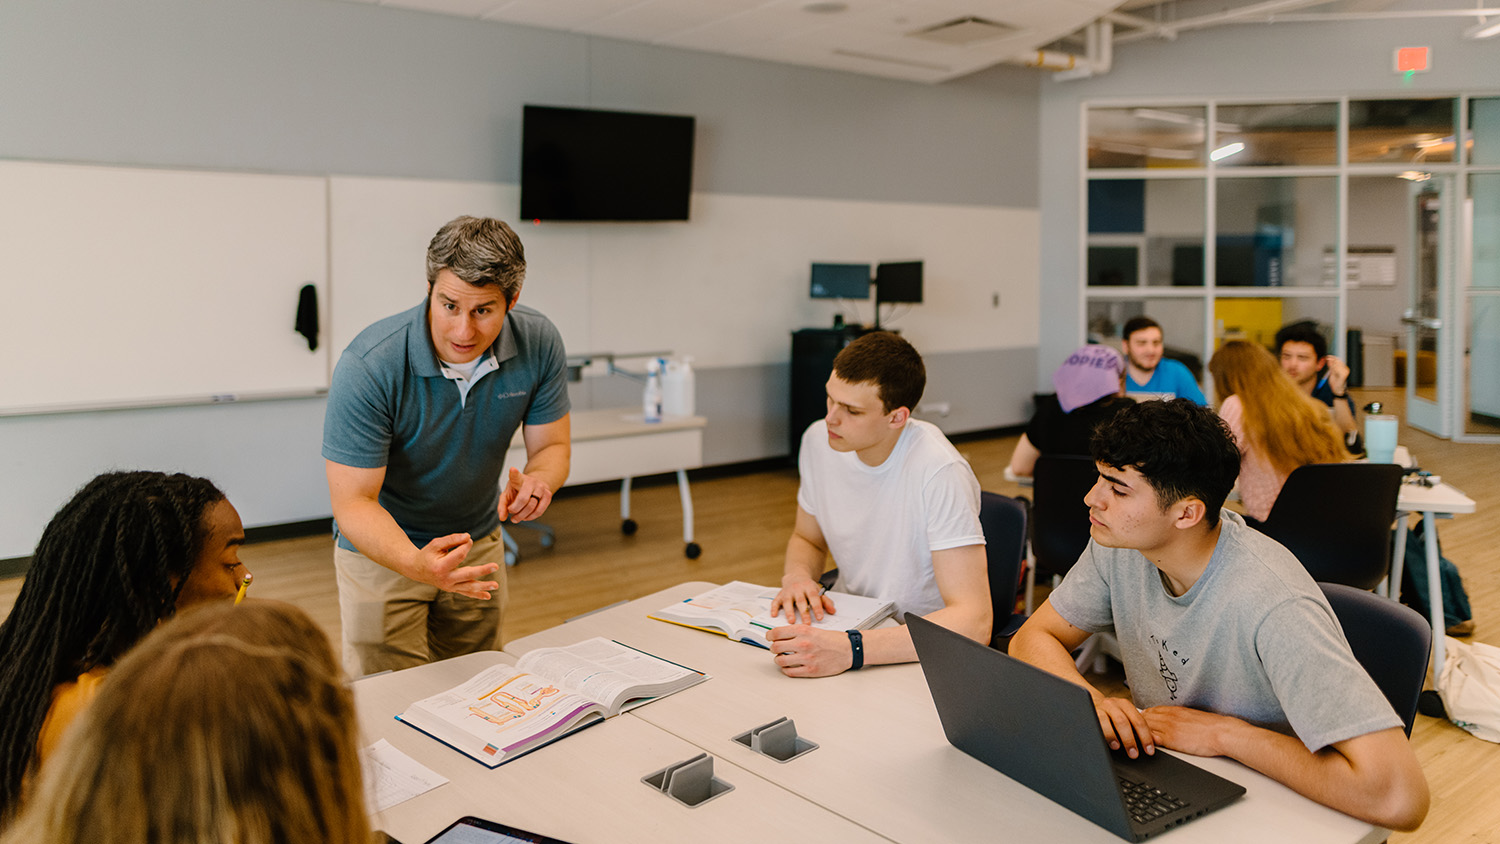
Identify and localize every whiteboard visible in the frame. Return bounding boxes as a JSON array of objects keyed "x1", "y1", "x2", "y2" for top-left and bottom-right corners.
[{"x1": 0, "y1": 160, "x2": 329, "y2": 414}]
